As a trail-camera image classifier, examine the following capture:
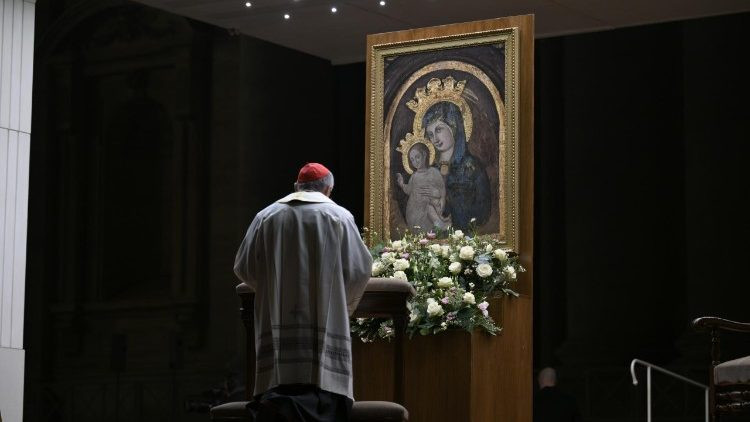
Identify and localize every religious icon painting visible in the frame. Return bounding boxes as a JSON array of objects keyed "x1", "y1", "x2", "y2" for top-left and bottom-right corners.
[{"x1": 365, "y1": 17, "x2": 530, "y2": 251}]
